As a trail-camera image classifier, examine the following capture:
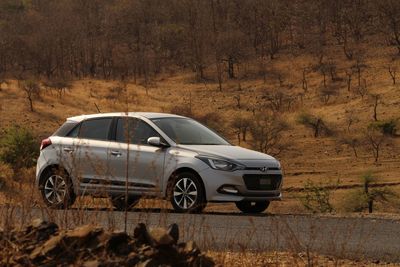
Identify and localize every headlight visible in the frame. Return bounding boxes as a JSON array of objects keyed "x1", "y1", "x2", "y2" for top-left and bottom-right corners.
[{"x1": 196, "y1": 156, "x2": 245, "y2": 171}]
